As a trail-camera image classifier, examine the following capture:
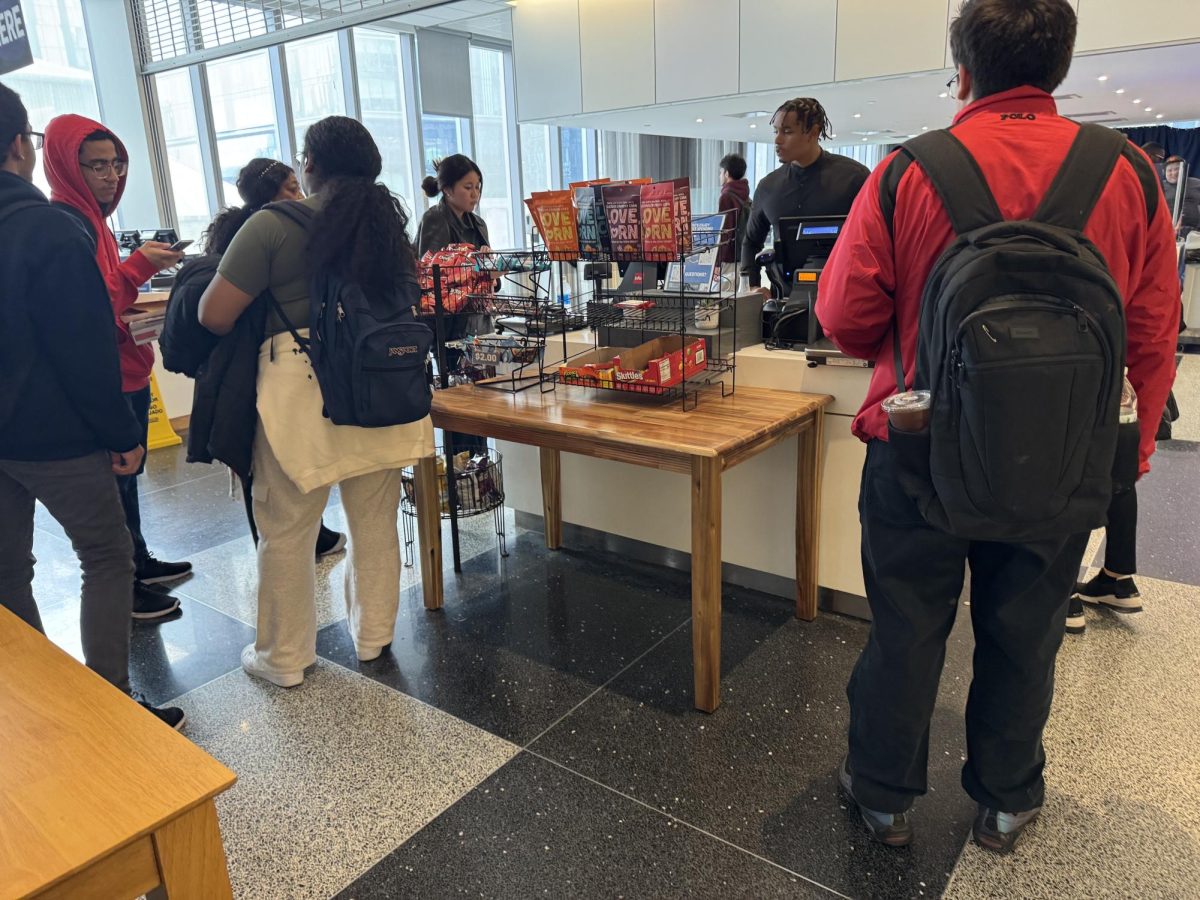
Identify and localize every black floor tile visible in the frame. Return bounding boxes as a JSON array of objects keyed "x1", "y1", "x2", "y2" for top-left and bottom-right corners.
[
  {"x1": 40, "y1": 591, "x2": 252, "y2": 707},
  {"x1": 1121, "y1": 440, "x2": 1200, "y2": 586},
  {"x1": 317, "y1": 529, "x2": 698, "y2": 744},
  {"x1": 530, "y1": 594, "x2": 977, "y2": 900},
  {"x1": 335, "y1": 751, "x2": 834, "y2": 900}
]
